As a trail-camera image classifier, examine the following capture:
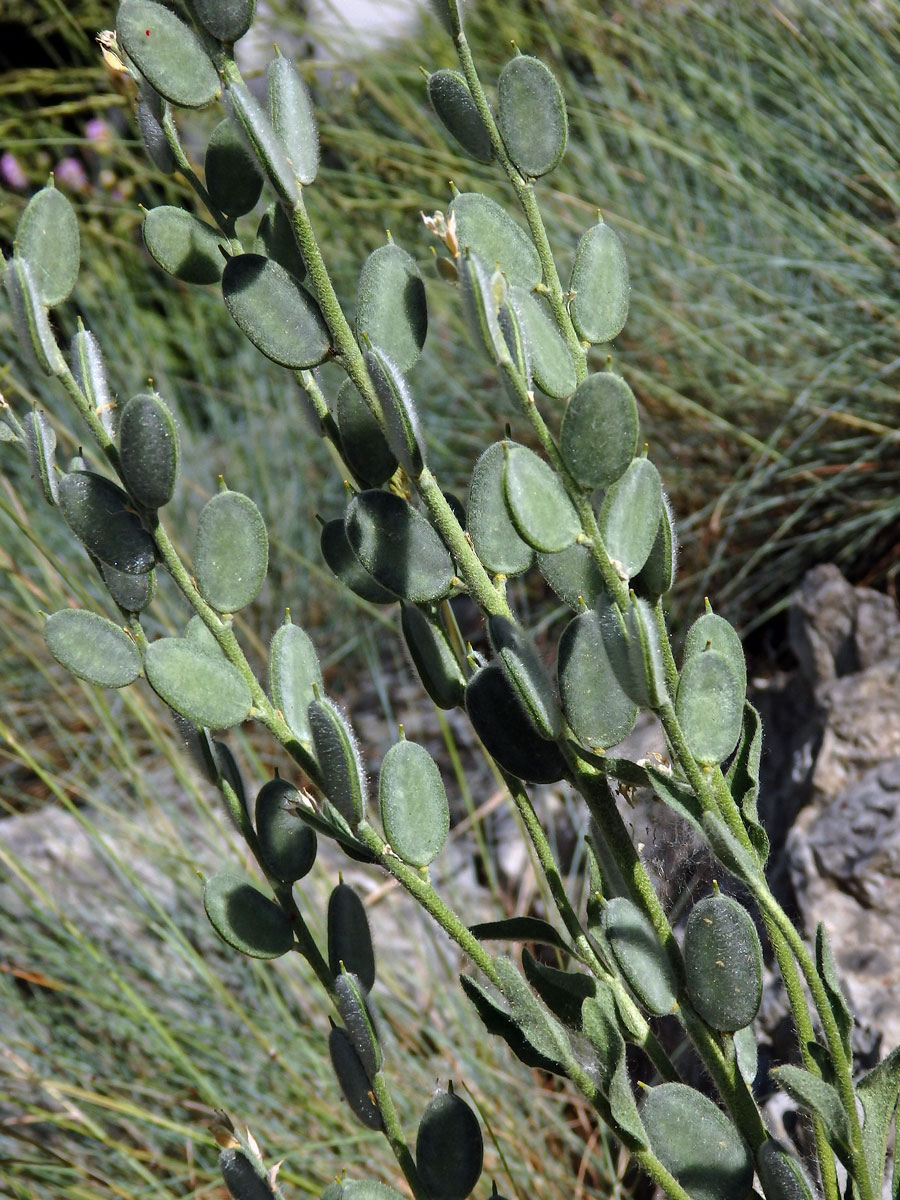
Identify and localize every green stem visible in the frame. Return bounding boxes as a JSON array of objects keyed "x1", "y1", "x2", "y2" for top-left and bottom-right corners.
[
  {"x1": 370, "y1": 1073, "x2": 429, "y2": 1200},
  {"x1": 160, "y1": 106, "x2": 237, "y2": 243}
]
